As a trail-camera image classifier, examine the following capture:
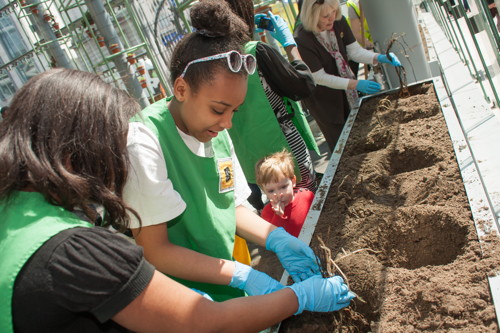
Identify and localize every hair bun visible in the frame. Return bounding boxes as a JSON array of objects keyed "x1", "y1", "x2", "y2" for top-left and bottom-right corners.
[
  {"x1": 195, "y1": 29, "x2": 223, "y2": 38},
  {"x1": 190, "y1": 0, "x2": 248, "y2": 42}
]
